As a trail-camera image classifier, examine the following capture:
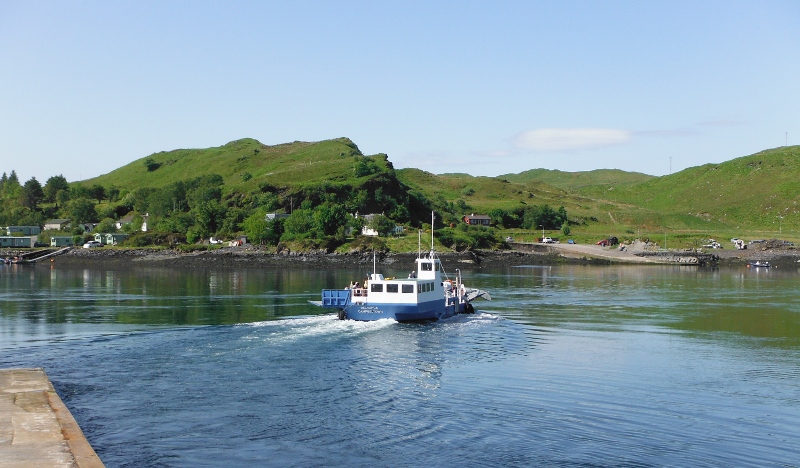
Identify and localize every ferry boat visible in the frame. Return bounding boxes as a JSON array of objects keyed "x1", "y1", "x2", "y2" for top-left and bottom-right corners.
[{"x1": 311, "y1": 219, "x2": 490, "y2": 321}]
